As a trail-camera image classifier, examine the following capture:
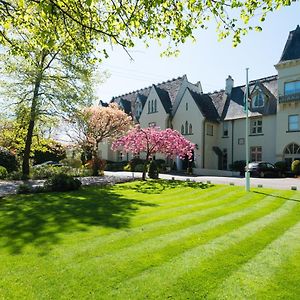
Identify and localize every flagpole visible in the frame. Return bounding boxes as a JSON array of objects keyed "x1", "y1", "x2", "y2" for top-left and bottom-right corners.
[{"x1": 245, "y1": 68, "x2": 250, "y2": 192}]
